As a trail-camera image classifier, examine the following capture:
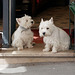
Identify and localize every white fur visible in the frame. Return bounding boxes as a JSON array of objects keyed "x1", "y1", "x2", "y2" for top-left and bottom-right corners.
[
  {"x1": 12, "y1": 15, "x2": 34, "y2": 50},
  {"x1": 39, "y1": 17, "x2": 70, "y2": 52}
]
